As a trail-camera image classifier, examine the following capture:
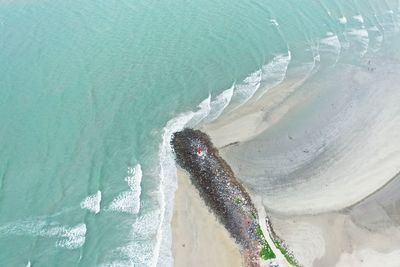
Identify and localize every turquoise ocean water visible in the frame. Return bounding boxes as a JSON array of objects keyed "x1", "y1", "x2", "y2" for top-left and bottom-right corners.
[{"x1": 0, "y1": 0, "x2": 399, "y2": 266}]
